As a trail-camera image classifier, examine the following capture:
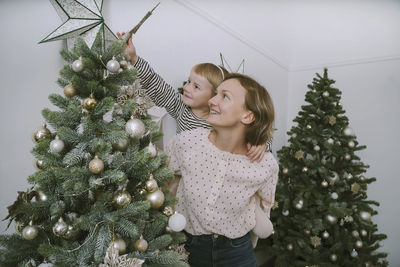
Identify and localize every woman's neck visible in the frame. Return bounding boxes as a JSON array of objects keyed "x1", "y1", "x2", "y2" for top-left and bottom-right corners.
[
  {"x1": 191, "y1": 106, "x2": 209, "y2": 119},
  {"x1": 209, "y1": 128, "x2": 248, "y2": 155}
]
